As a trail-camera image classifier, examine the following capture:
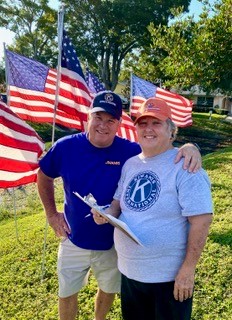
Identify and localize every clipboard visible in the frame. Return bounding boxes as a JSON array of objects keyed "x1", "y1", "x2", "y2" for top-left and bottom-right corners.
[{"x1": 73, "y1": 192, "x2": 143, "y2": 246}]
